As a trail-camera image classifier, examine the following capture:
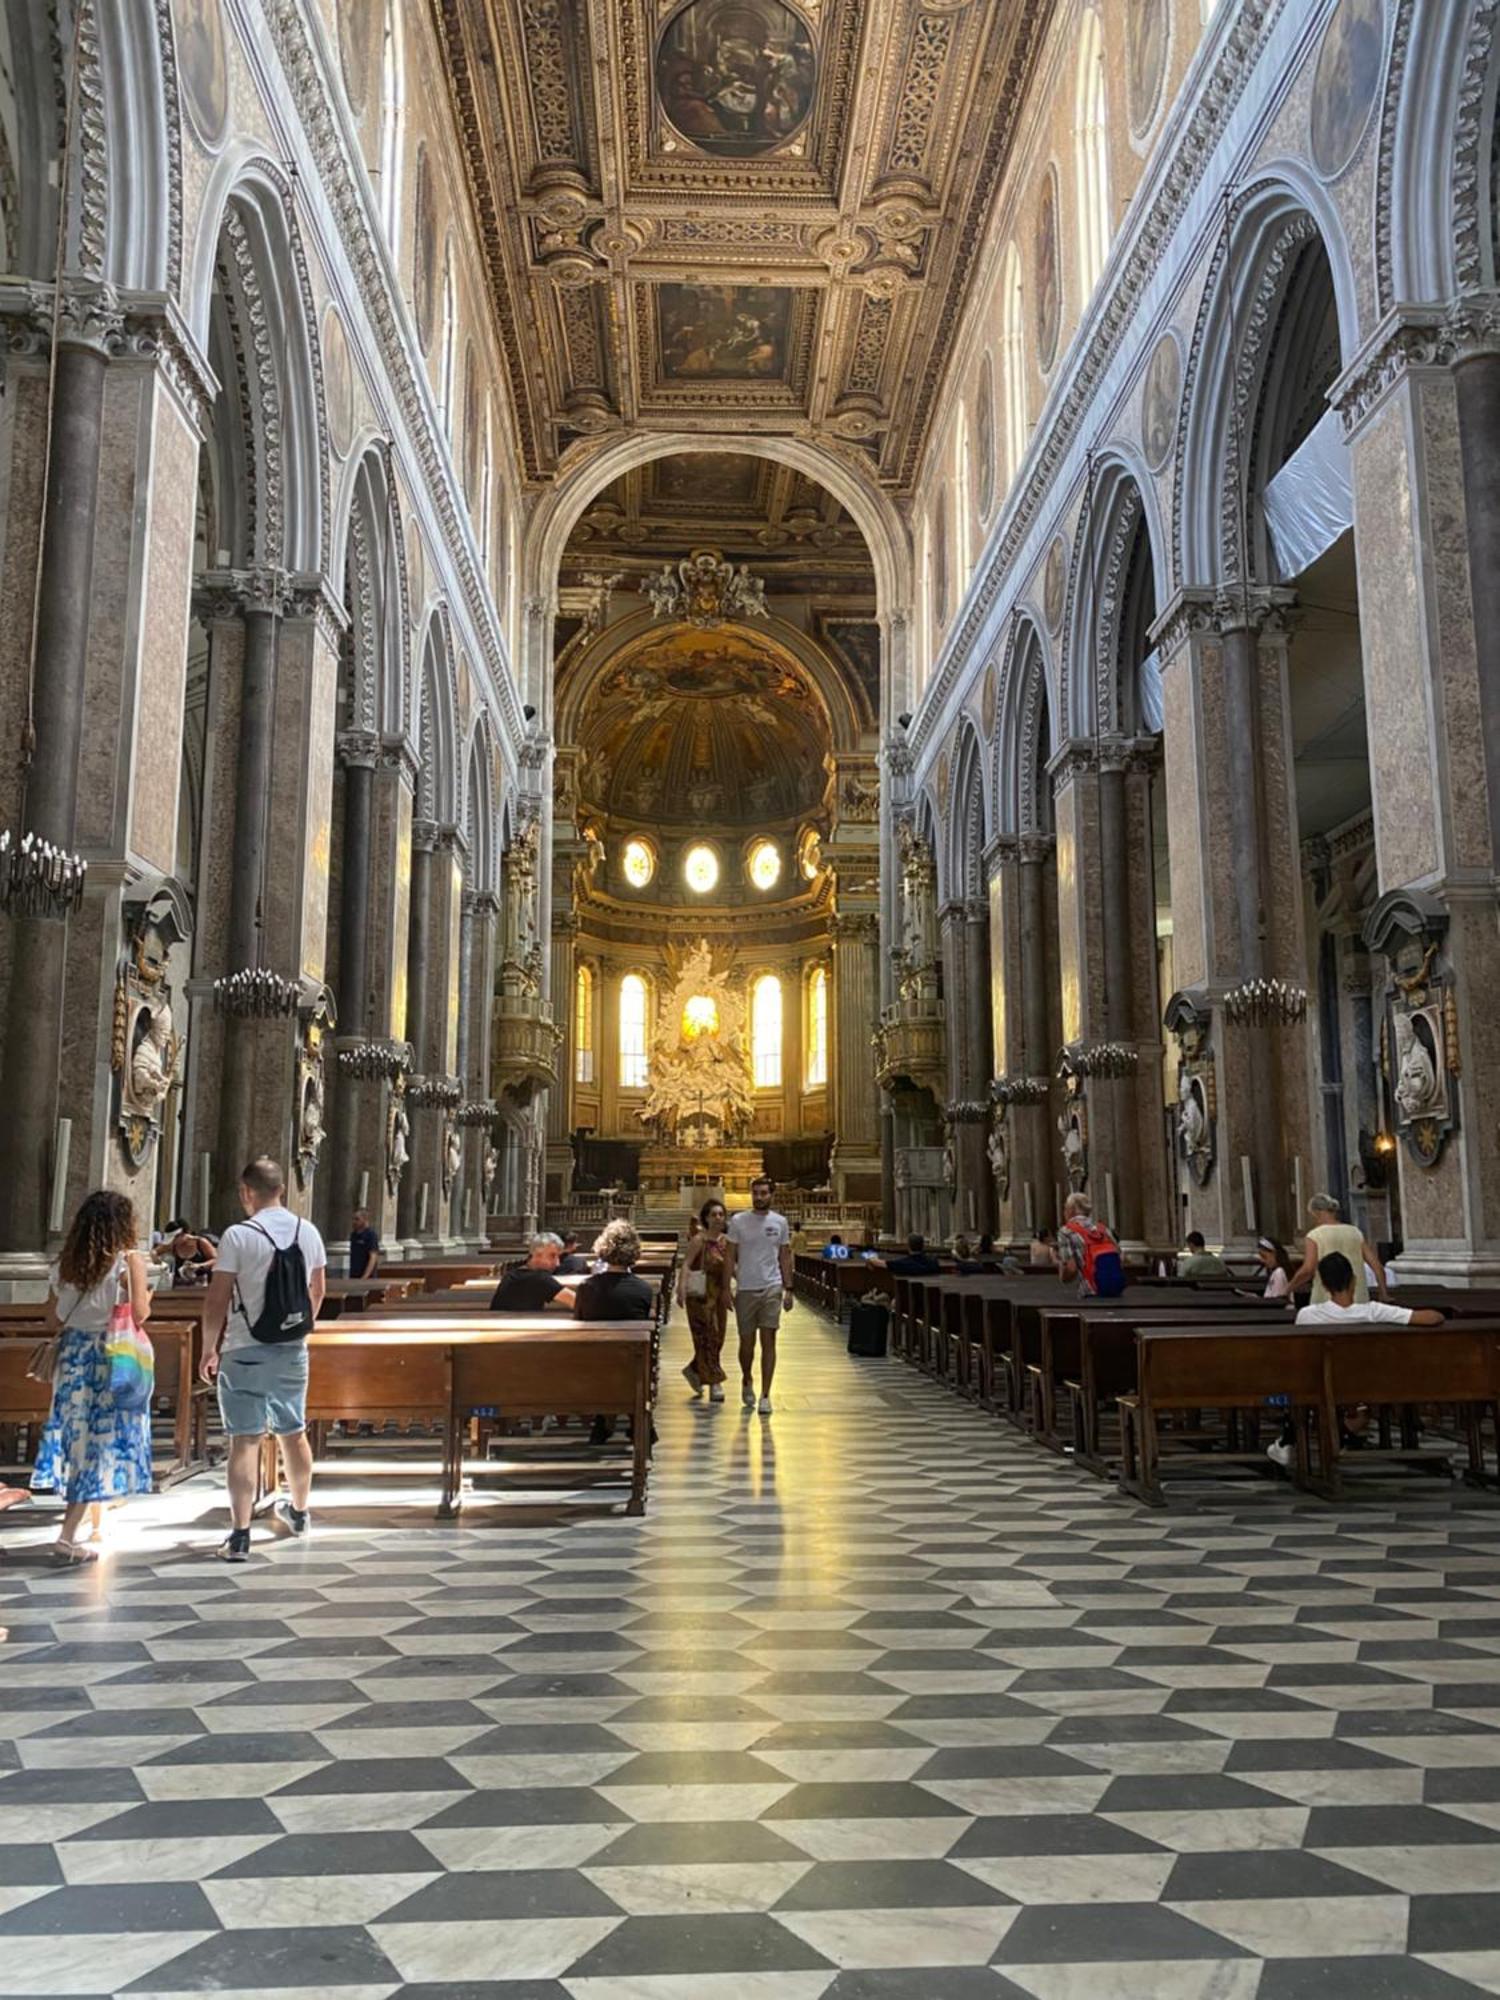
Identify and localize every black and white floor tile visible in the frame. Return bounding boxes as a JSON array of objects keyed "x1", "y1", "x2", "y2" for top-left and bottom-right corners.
[{"x1": 3, "y1": 1301, "x2": 1500, "y2": 1996}]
